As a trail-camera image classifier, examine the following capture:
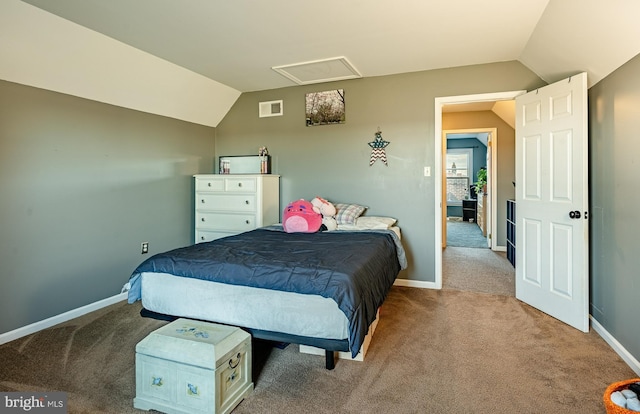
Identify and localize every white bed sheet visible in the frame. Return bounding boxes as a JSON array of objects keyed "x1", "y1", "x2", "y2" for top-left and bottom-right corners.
[{"x1": 140, "y1": 272, "x2": 350, "y2": 340}]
